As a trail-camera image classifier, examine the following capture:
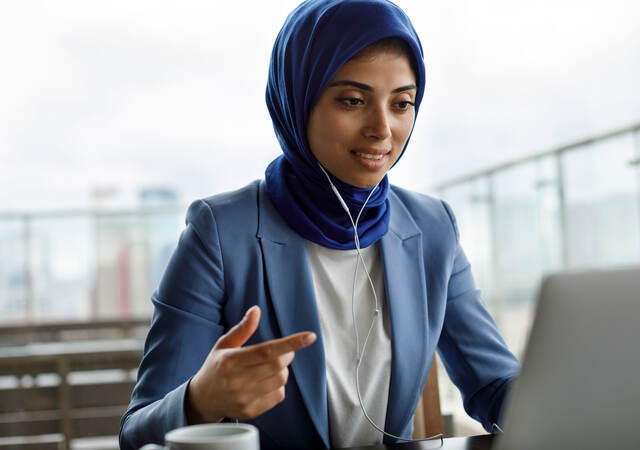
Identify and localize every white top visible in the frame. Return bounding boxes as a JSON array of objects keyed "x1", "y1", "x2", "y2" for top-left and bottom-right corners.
[{"x1": 306, "y1": 240, "x2": 392, "y2": 448}]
